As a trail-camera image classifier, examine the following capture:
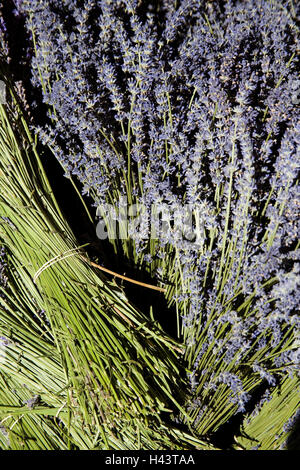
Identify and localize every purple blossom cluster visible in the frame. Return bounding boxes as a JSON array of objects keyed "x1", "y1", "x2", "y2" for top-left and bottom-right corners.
[
  {"x1": 282, "y1": 408, "x2": 300, "y2": 434},
  {"x1": 13, "y1": 0, "x2": 300, "y2": 424}
]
